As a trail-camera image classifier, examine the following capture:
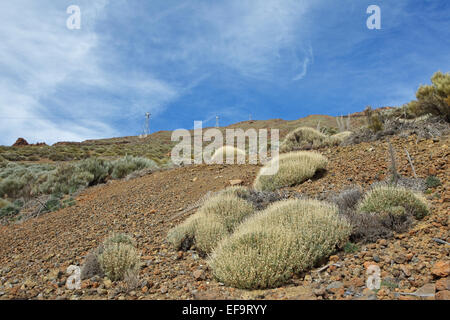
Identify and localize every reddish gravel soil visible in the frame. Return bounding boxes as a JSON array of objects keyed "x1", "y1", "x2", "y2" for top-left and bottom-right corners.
[{"x1": 0, "y1": 134, "x2": 448, "y2": 300}]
